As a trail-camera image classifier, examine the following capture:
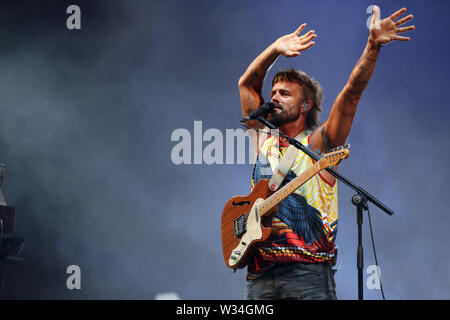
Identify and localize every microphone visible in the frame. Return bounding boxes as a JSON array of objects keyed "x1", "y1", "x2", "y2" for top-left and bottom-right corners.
[{"x1": 240, "y1": 102, "x2": 275, "y2": 123}]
